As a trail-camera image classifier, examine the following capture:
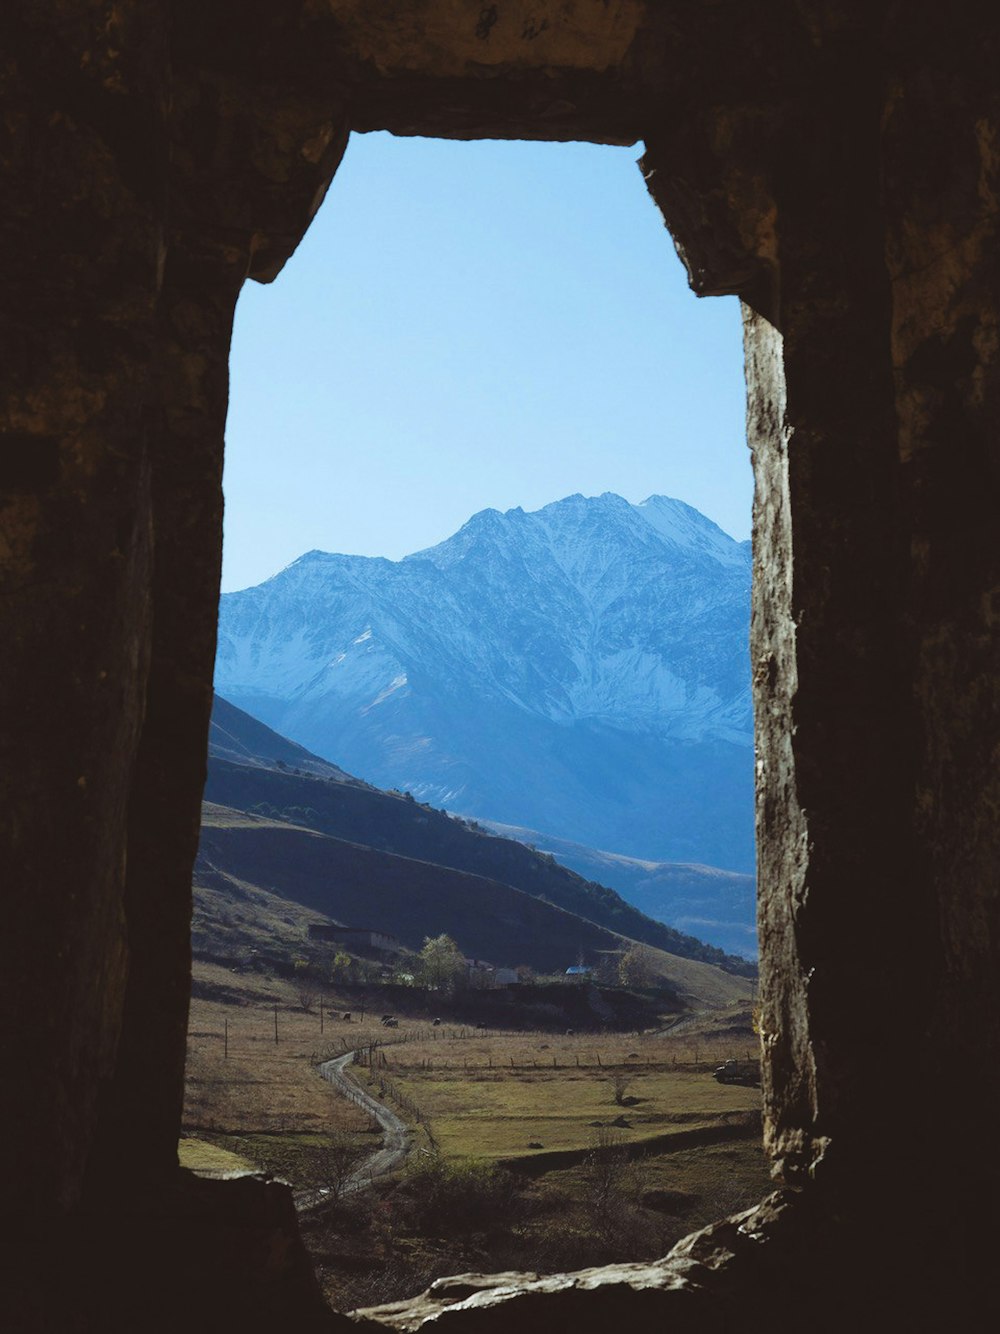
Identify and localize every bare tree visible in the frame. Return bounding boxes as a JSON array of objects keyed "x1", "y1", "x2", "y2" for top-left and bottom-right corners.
[
  {"x1": 303, "y1": 1132, "x2": 369, "y2": 1204},
  {"x1": 581, "y1": 1128, "x2": 643, "y2": 1245},
  {"x1": 610, "y1": 1072, "x2": 633, "y2": 1106}
]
